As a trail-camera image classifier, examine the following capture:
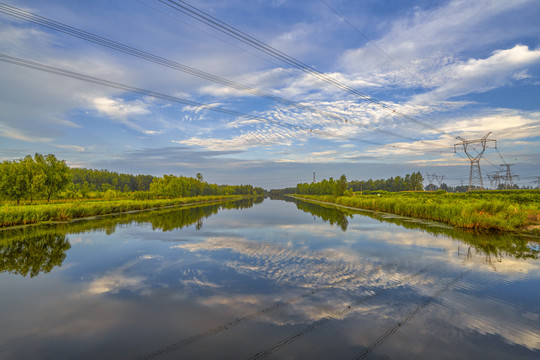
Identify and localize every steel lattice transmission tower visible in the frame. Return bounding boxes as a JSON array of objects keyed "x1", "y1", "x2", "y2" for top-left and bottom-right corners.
[
  {"x1": 531, "y1": 177, "x2": 540, "y2": 189},
  {"x1": 487, "y1": 173, "x2": 503, "y2": 189},
  {"x1": 425, "y1": 173, "x2": 437, "y2": 191},
  {"x1": 436, "y1": 174, "x2": 445, "y2": 188},
  {"x1": 500, "y1": 164, "x2": 518, "y2": 189},
  {"x1": 454, "y1": 132, "x2": 496, "y2": 191}
]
